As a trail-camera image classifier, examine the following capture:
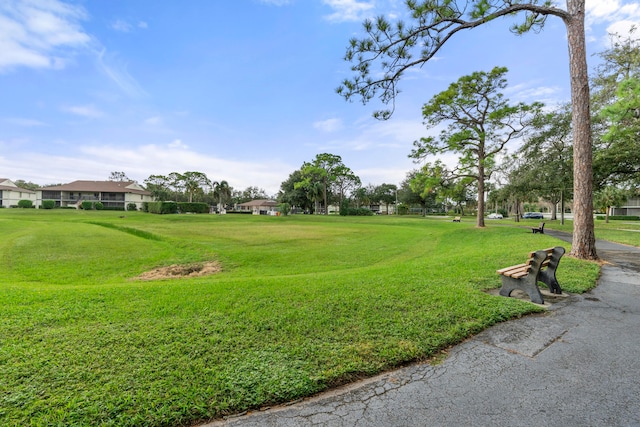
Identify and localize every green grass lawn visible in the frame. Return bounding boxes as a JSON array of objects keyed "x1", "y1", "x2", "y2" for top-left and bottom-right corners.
[{"x1": 0, "y1": 210, "x2": 604, "y2": 426}]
